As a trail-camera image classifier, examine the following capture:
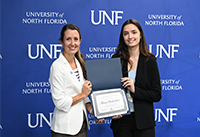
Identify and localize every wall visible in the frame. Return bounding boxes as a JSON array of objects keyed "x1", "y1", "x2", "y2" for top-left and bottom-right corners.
[{"x1": 1, "y1": 0, "x2": 200, "y2": 136}]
